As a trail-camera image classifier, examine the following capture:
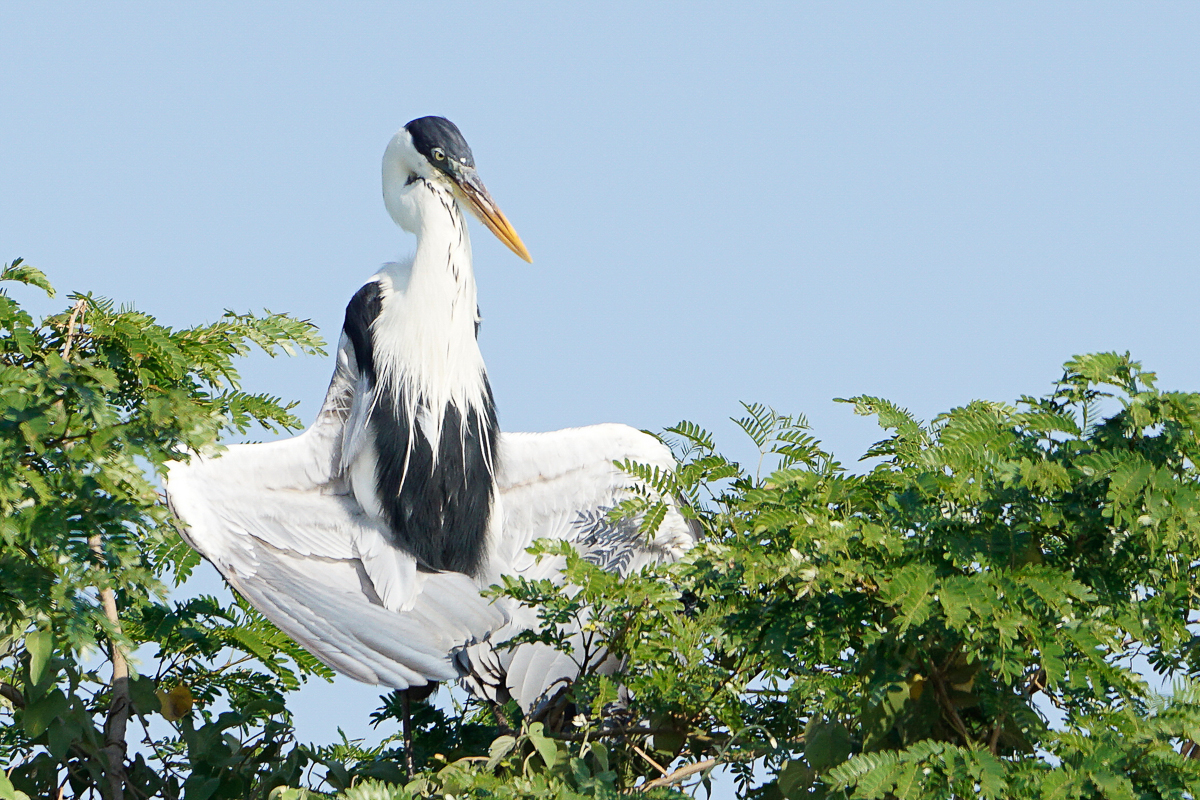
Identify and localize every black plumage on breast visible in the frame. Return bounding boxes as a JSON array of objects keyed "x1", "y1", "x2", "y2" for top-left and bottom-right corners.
[
  {"x1": 342, "y1": 282, "x2": 499, "y2": 578},
  {"x1": 373, "y1": 381, "x2": 498, "y2": 577}
]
